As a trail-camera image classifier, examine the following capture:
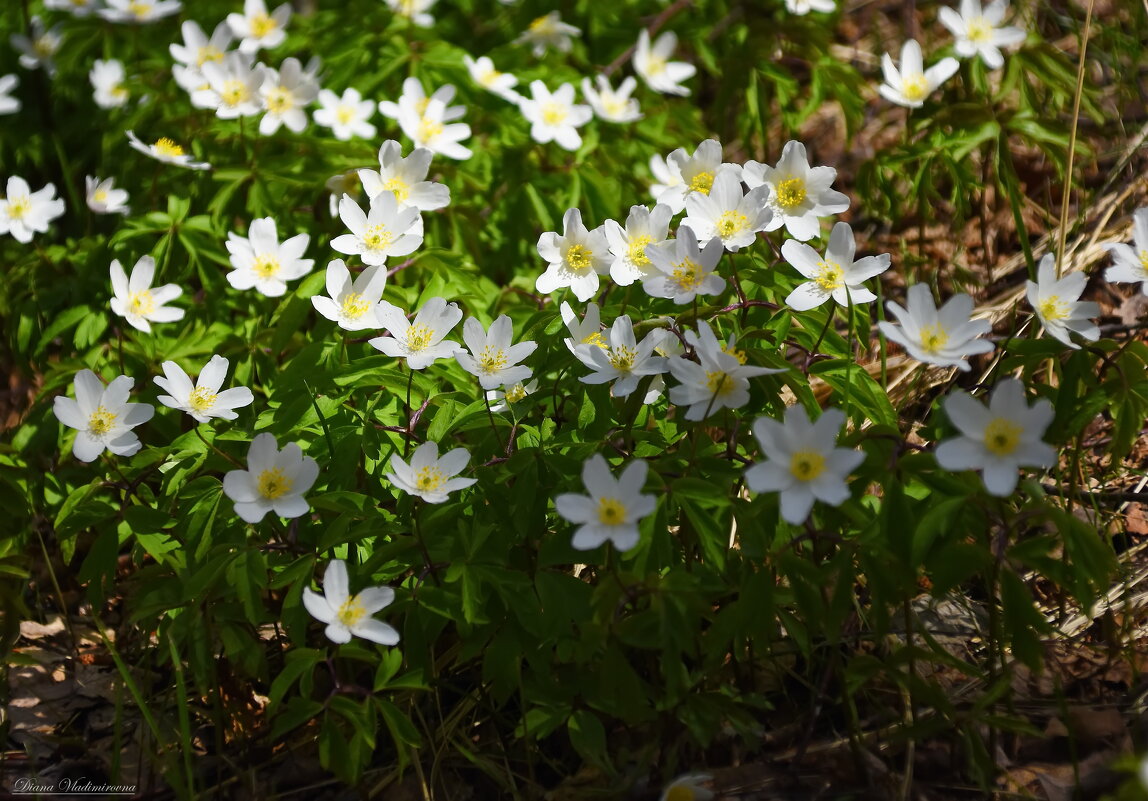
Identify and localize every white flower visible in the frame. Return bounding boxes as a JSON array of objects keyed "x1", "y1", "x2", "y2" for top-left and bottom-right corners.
[
  {"x1": 87, "y1": 176, "x2": 129, "y2": 215},
  {"x1": 463, "y1": 55, "x2": 519, "y2": 102},
  {"x1": 681, "y1": 171, "x2": 772, "y2": 252},
  {"x1": 53, "y1": 370, "x2": 154, "y2": 463},
  {"x1": 100, "y1": 0, "x2": 182, "y2": 23},
  {"x1": 581, "y1": 75, "x2": 641, "y2": 123},
  {"x1": 1025, "y1": 254, "x2": 1100, "y2": 349},
  {"x1": 0, "y1": 74, "x2": 19, "y2": 114},
  {"x1": 331, "y1": 192, "x2": 423, "y2": 267},
  {"x1": 785, "y1": 0, "x2": 836, "y2": 13},
  {"x1": 1104, "y1": 207, "x2": 1148, "y2": 295},
  {"x1": 170, "y1": 20, "x2": 233, "y2": 70},
  {"x1": 386, "y1": 440, "x2": 477, "y2": 504},
  {"x1": 46, "y1": 0, "x2": 101, "y2": 16},
  {"x1": 196, "y1": 51, "x2": 265, "y2": 119},
  {"x1": 782, "y1": 221, "x2": 891, "y2": 310},
  {"x1": 878, "y1": 283, "x2": 994, "y2": 371},
  {"x1": 555, "y1": 454, "x2": 655, "y2": 552},
  {"x1": 515, "y1": 12, "x2": 580, "y2": 57},
  {"x1": 379, "y1": 77, "x2": 467, "y2": 124},
  {"x1": 455, "y1": 315, "x2": 537, "y2": 390},
  {"x1": 226, "y1": 216, "x2": 314, "y2": 297},
  {"x1": 370, "y1": 296, "x2": 463, "y2": 369},
  {"x1": 126, "y1": 130, "x2": 211, "y2": 170},
  {"x1": 11, "y1": 17, "x2": 63, "y2": 75},
  {"x1": 939, "y1": 0, "x2": 1026, "y2": 70},
  {"x1": 605, "y1": 204, "x2": 673, "y2": 286},
  {"x1": 110, "y1": 256, "x2": 184, "y2": 332},
  {"x1": 560, "y1": 300, "x2": 607, "y2": 353},
  {"x1": 259, "y1": 57, "x2": 319, "y2": 135},
  {"x1": 743, "y1": 140, "x2": 850, "y2": 242},
  {"x1": 154, "y1": 355, "x2": 255, "y2": 423},
  {"x1": 385, "y1": 0, "x2": 437, "y2": 27},
  {"x1": 659, "y1": 773, "x2": 715, "y2": 801},
  {"x1": 0, "y1": 176, "x2": 65, "y2": 243},
  {"x1": 358, "y1": 140, "x2": 450, "y2": 212},
  {"x1": 535, "y1": 208, "x2": 611, "y2": 301},
  {"x1": 575, "y1": 315, "x2": 668, "y2": 399},
  {"x1": 302, "y1": 560, "x2": 400, "y2": 646},
  {"x1": 878, "y1": 39, "x2": 960, "y2": 109},
  {"x1": 227, "y1": 0, "x2": 290, "y2": 54},
  {"x1": 935, "y1": 378, "x2": 1055, "y2": 496},
  {"x1": 632, "y1": 30, "x2": 696, "y2": 96},
  {"x1": 744, "y1": 406, "x2": 863, "y2": 524},
  {"x1": 643, "y1": 226, "x2": 726, "y2": 305},
  {"x1": 648, "y1": 153, "x2": 684, "y2": 210},
  {"x1": 519, "y1": 81, "x2": 592, "y2": 152},
  {"x1": 667, "y1": 320, "x2": 786, "y2": 420},
  {"x1": 223, "y1": 433, "x2": 318, "y2": 523},
  {"x1": 311, "y1": 260, "x2": 387, "y2": 330},
  {"x1": 325, "y1": 171, "x2": 360, "y2": 217},
  {"x1": 1138, "y1": 753, "x2": 1148, "y2": 792},
  {"x1": 652, "y1": 139, "x2": 742, "y2": 215},
  {"x1": 487, "y1": 379, "x2": 538, "y2": 413},
  {"x1": 314, "y1": 87, "x2": 377, "y2": 141},
  {"x1": 397, "y1": 97, "x2": 473, "y2": 160},
  {"x1": 90, "y1": 59, "x2": 129, "y2": 108}
]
